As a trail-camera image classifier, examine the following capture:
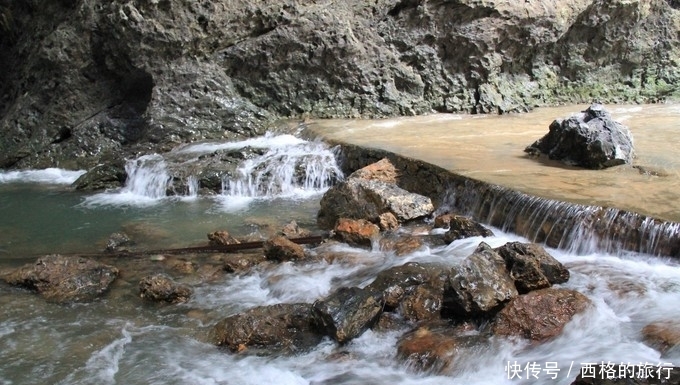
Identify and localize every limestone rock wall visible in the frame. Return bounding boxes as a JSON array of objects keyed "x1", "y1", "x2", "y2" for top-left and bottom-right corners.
[{"x1": 1, "y1": 0, "x2": 678, "y2": 168}]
